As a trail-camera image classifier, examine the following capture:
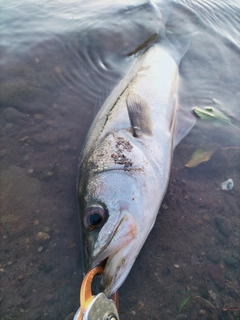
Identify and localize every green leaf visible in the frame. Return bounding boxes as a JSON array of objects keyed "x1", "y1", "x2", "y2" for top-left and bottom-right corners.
[
  {"x1": 193, "y1": 107, "x2": 231, "y2": 122},
  {"x1": 195, "y1": 296, "x2": 216, "y2": 309},
  {"x1": 178, "y1": 296, "x2": 191, "y2": 314},
  {"x1": 185, "y1": 148, "x2": 214, "y2": 168},
  {"x1": 192, "y1": 107, "x2": 240, "y2": 131}
]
